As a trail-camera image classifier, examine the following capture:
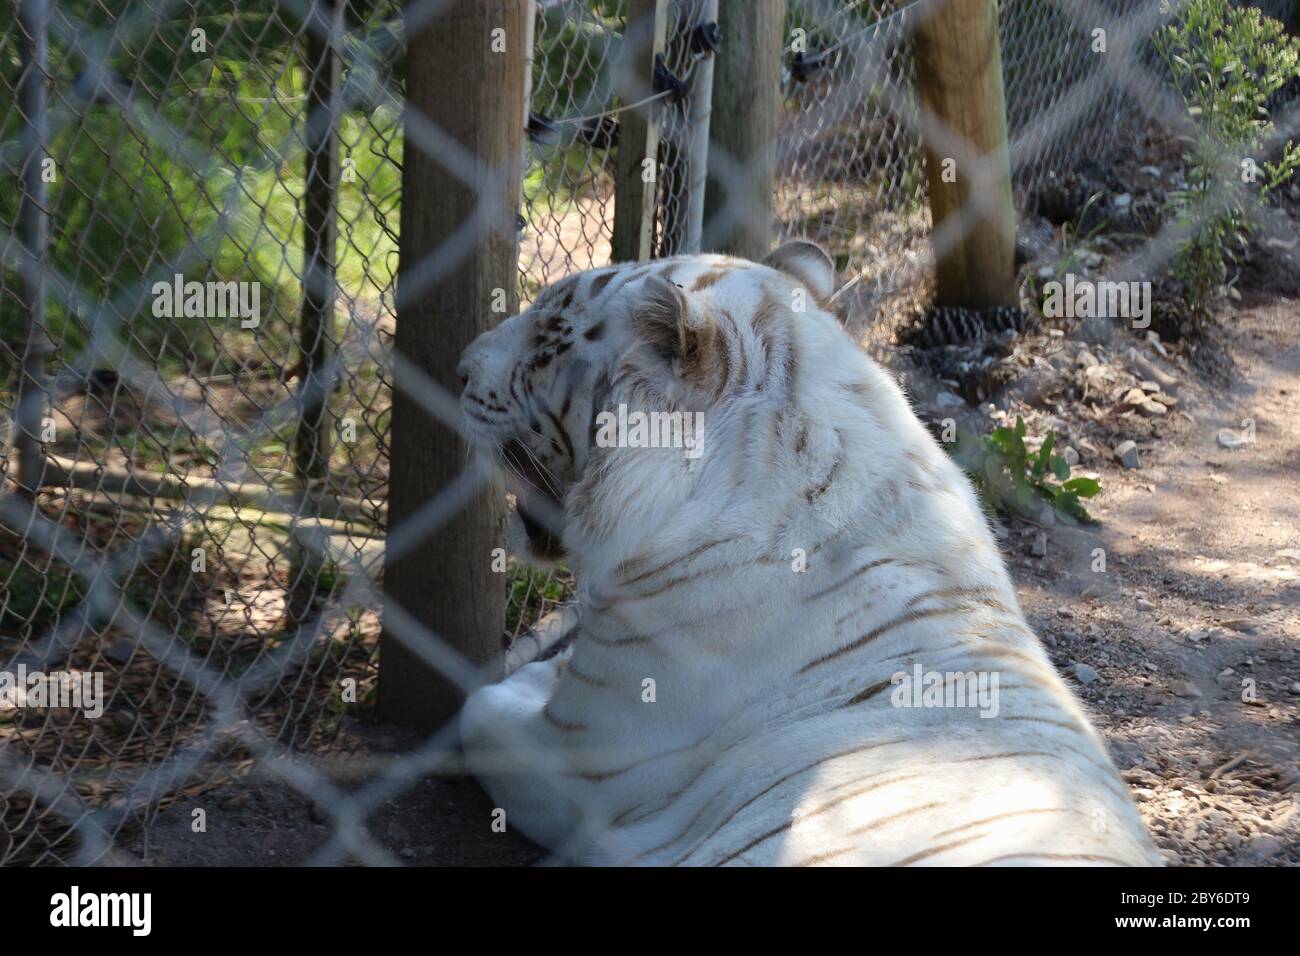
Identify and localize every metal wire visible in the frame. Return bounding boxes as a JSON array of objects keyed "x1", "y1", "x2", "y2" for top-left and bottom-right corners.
[{"x1": 0, "y1": 0, "x2": 1295, "y2": 866}]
